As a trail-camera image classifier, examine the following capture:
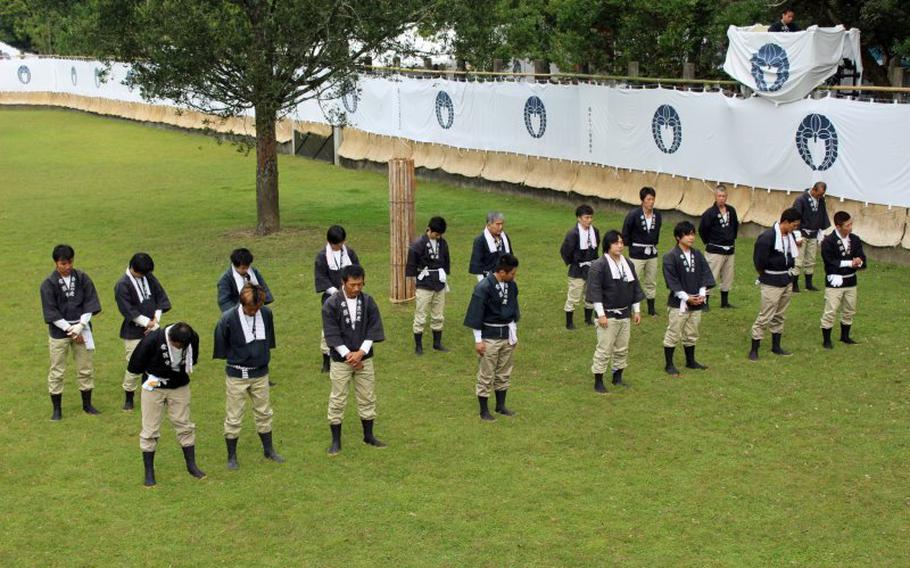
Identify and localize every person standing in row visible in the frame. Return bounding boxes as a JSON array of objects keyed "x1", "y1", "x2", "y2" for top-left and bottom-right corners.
[
  {"x1": 322, "y1": 265, "x2": 386, "y2": 455},
  {"x1": 661, "y1": 222, "x2": 715, "y2": 376},
  {"x1": 464, "y1": 254, "x2": 520, "y2": 421},
  {"x1": 469, "y1": 212, "x2": 513, "y2": 281},
  {"x1": 622, "y1": 187, "x2": 662, "y2": 316},
  {"x1": 129, "y1": 321, "x2": 204, "y2": 487},
  {"x1": 406, "y1": 216, "x2": 451, "y2": 355},
  {"x1": 749, "y1": 208, "x2": 802, "y2": 360},
  {"x1": 40, "y1": 244, "x2": 103, "y2": 420},
  {"x1": 114, "y1": 252, "x2": 171, "y2": 411},
  {"x1": 791, "y1": 181, "x2": 830, "y2": 292},
  {"x1": 820, "y1": 211, "x2": 867, "y2": 348},
  {"x1": 560, "y1": 204, "x2": 600, "y2": 329},
  {"x1": 217, "y1": 248, "x2": 274, "y2": 312},
  {"x1": 586, "y1": 231, "x2": 643, "y2": 393},
  {"x1": 698, "y1": 184, "x2": 739, "y2": 309},
  {"x1": 214, "y1": 284, "x2": 285, "y2": 470},
  {"x1": 314, "y1": 225, "x2": 361, "y2": 373}
]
